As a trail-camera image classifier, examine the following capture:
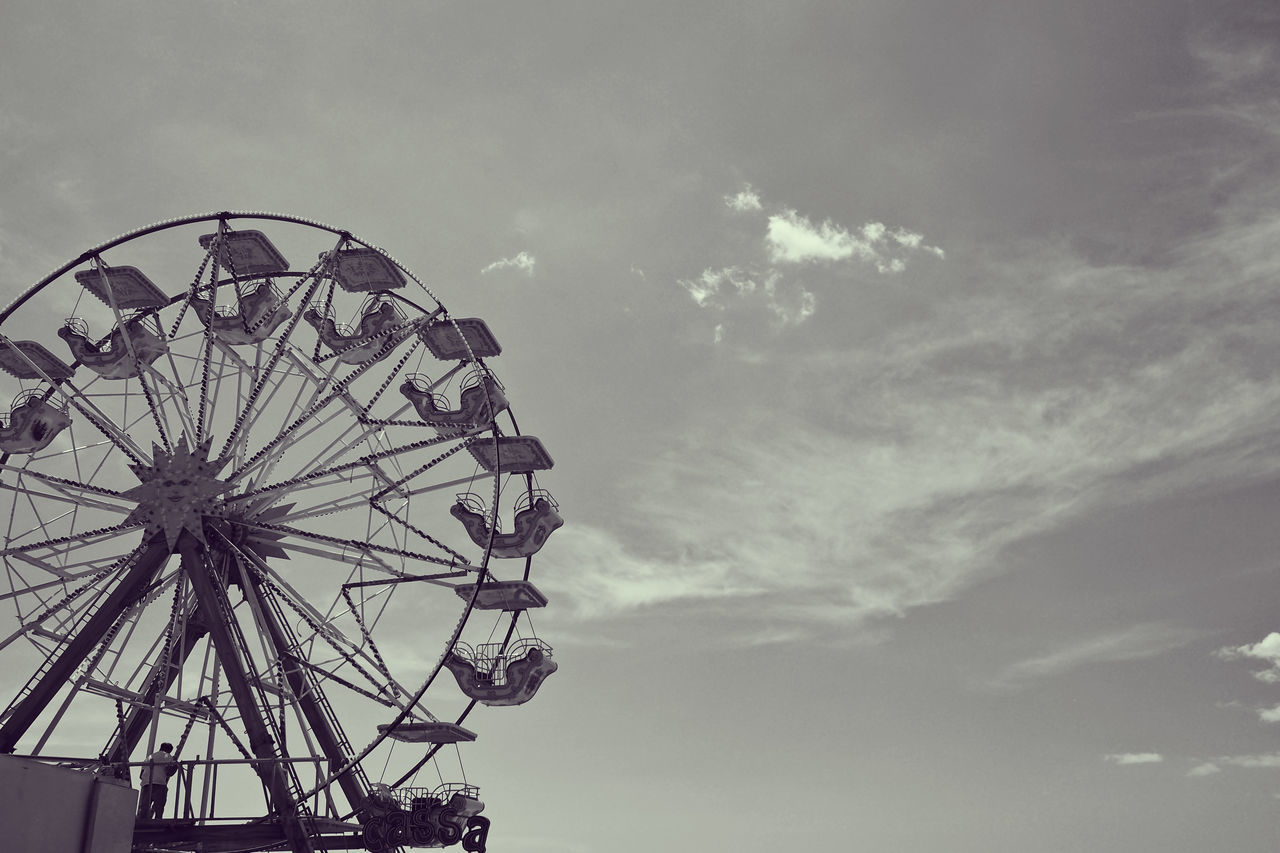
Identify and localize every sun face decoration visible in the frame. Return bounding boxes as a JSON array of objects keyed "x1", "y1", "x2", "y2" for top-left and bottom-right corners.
[{"x1": 122, "y1": 437, "x2": 235, "y2": 549}]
